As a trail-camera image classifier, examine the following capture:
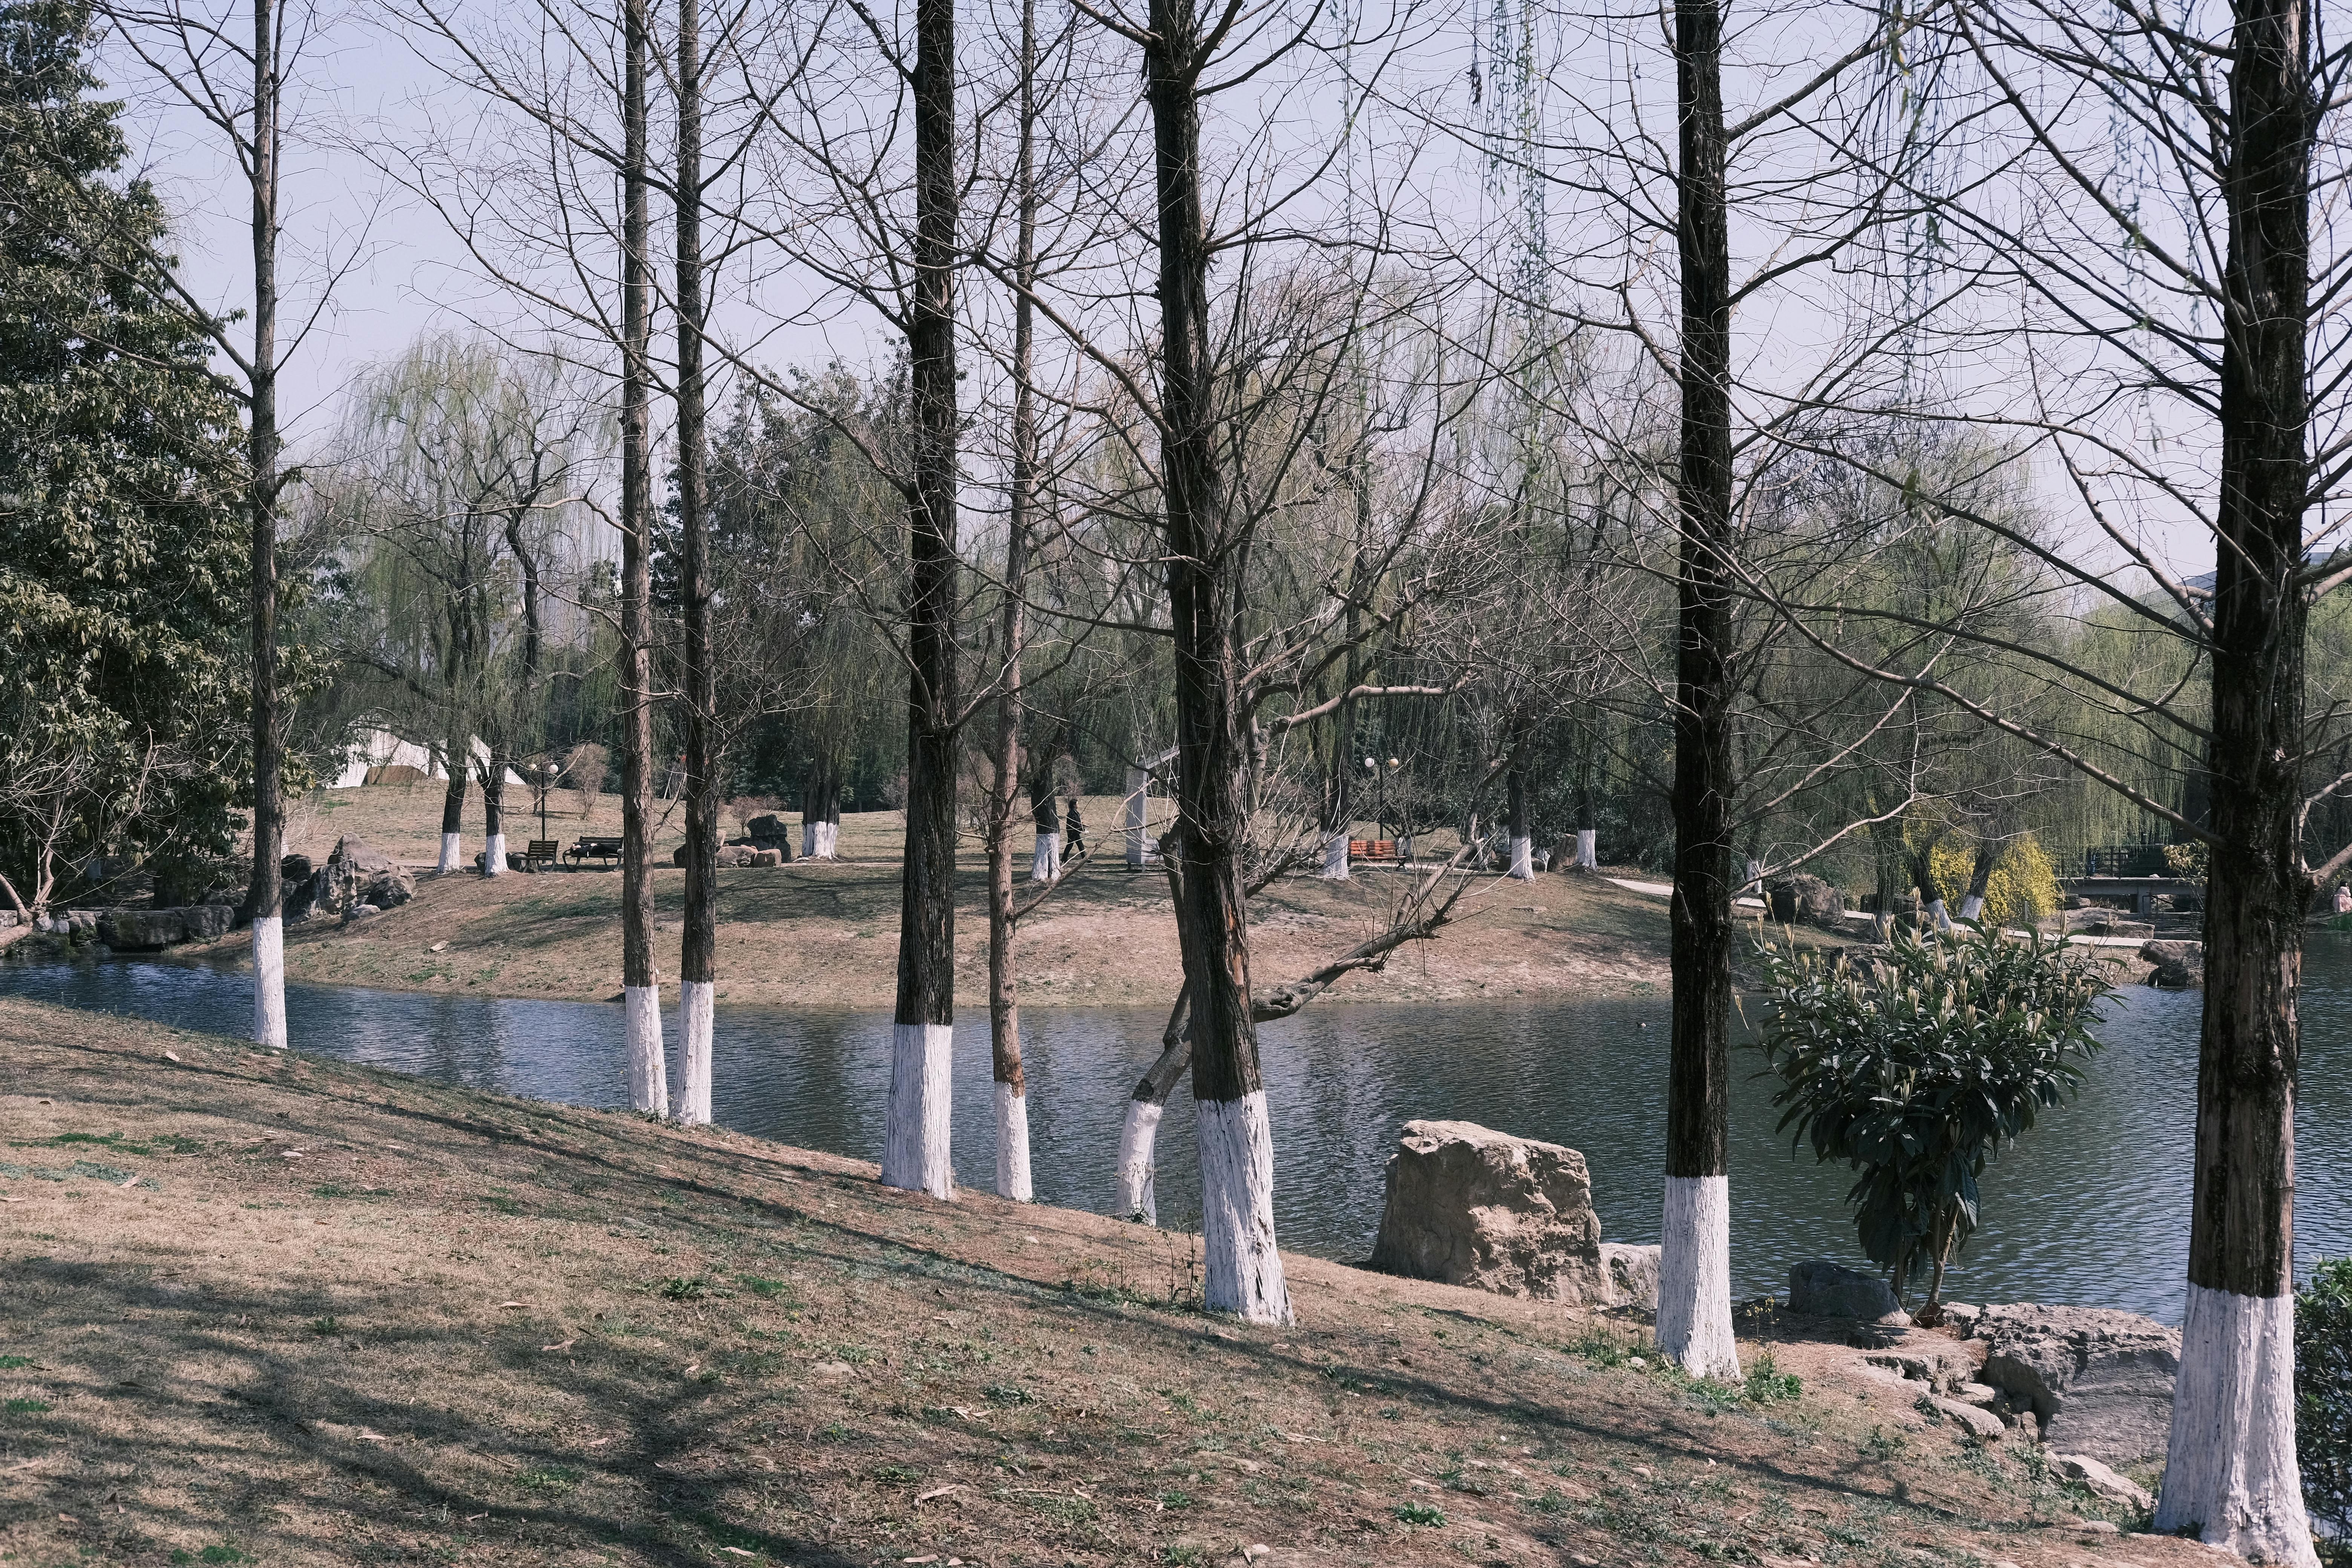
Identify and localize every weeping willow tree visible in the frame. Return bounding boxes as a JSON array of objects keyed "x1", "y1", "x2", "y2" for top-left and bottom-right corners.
[{"x1": 329, "y1": 336, "x2": 606, "y2": 875}]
